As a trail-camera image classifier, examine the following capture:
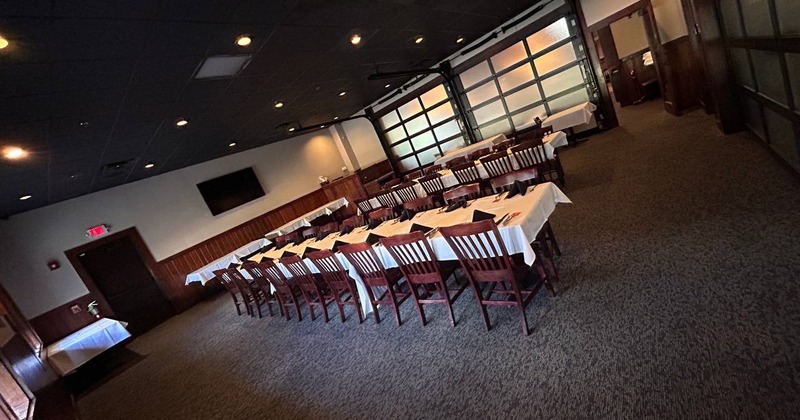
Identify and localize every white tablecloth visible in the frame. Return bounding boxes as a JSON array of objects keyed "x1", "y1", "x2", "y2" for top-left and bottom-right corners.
[
  {"x1": 433, "y1": 134, "x2": 506, "y2": 166},
  {"x1": 46, "y1": 318, "x2": 131, "y2": 376},
  {"x1": 185, "y1": 238, "x2": 270, "y2": 285},
  {"x1": 248, "y1": 182, "x2": 570, "y2": 315},
  {"x1": 267, "y1": 197, "x2": 349, "y2": 237},
  {"x1": 542, "y1": 102, "x2": 597, "y2": 132}
]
